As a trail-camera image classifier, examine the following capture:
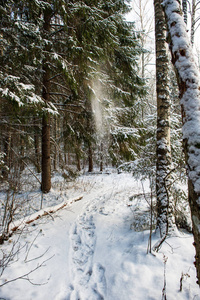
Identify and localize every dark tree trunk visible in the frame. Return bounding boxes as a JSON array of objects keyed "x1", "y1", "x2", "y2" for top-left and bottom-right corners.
[
  {"x1": 100, "y1": 142, "x2": 103, "y2": 172},
  {"x1": 2, "y1": 131, "x2": 11, "y2": 179},
  {"x1": 76, "y1": 151, "x2": 81, "y2": 172},
  {"x1": 34, "y1": 122, "x2": 41, "y2": 173},
  {"x1": 88, "y1": 142, "x2": 93, "y2": 173},
  {"x1": 53, "y1": 117, "x2": 57, "y2": 171},
  {"x1": 41, "y1": 7, "x2": 51, "y2": 193},
  {"x1": 20, "y1": 134, "x2": 25, "y2": 172},
  {"x1": 75, "y1": 143, "x2": 81, "y2": 171},
  {"x1": 41, "y1": 113, "x2": 51, "y2": 193}
]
